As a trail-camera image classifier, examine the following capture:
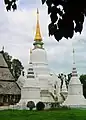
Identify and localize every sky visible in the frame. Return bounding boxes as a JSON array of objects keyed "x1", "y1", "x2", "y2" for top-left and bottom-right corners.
[{"x1": 0, "y1": 0, "x2": 86, "y2": 75}]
